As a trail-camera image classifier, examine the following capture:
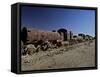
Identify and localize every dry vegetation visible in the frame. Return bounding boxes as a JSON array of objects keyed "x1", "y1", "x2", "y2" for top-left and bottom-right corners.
[{"x1": 21, "y1": 40, "x2": 95, "y2": 71}]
